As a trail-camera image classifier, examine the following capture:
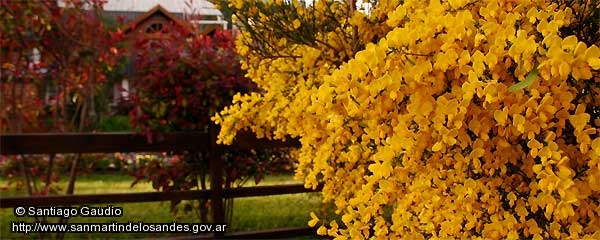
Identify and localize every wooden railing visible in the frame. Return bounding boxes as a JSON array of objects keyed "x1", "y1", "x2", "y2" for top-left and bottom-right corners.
[{"x1": 0, "y1": 130, "x2": 322, "y2": 239}]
